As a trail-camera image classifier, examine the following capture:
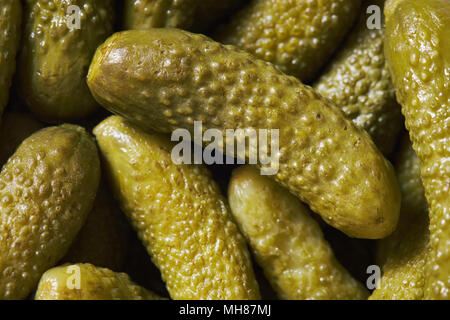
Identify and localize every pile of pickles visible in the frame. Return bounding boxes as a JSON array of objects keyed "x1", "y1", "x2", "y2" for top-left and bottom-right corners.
[{"x1": 0, "y1": 0, "x2": 448, "y2": 300}]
